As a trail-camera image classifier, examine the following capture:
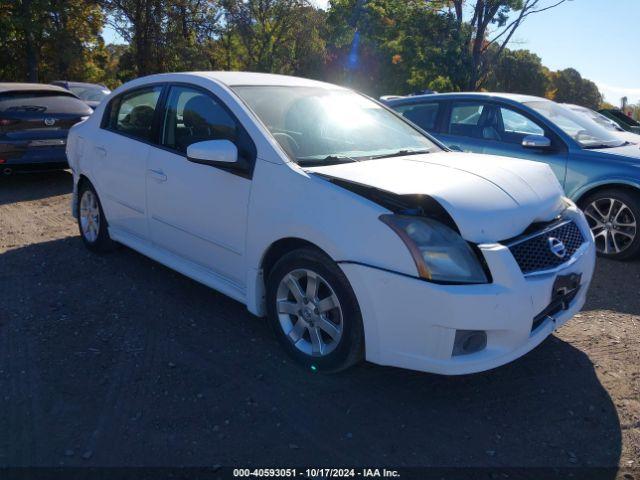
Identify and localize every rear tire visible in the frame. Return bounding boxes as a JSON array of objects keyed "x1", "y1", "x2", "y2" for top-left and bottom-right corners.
[
  {"x1": 581, "y1": 188, "x2": 640, "y2": 260},
  {"x1": 266, "y1": 247, "x2": 364, "y2": 373},
  {"x1": 77, "y1": 181, "x2": 116, "y2": 253}
]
